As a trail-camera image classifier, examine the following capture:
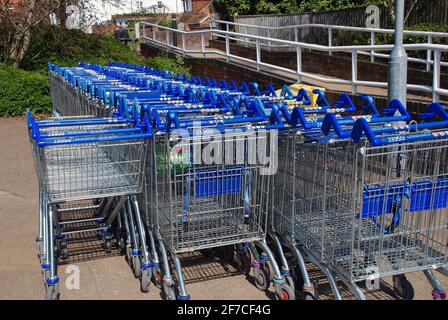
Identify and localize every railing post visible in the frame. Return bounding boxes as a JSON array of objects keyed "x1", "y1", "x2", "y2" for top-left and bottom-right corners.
[
  {"x1": 296, "y1": 46, "x2": 302, "y2": 83},
  {"x1": 182, "y1": 33, "x2": 186, "y2": 55},
  {"x1": 225, "y1": 33, "x2": 230, "y2": 62},
  {"x1": 294, "y1": 27, "x2": 299, "y2": 42},
  {"x1": 370, "y1": 31, "x2": 375, "y2": 63},
  {"x1": 351, "y1": 50, "x2": 358, "y2": 94},
  {"x1": 433, "y1": 49, "x2": 441, "y2": 102},
  {"x1": 328, "y1": 28, "x2": 333, "y2": 56},
  {"x1": 267, "y1": 28, "x2": 272, "y2": 52},
  {"x1": 152, "y1": 27, "x2": 156, "y2": 42},
  {"x1": 166, "y1": 30, "x2": 169, "y2": 46},
  {"x1": 256, "y1": 39, "x2": 261, "y2": 71},
  {"x1": 427, "y1": 35, "x2": 433, "y2": 72},
  {"x1": 201, "y1": 33, "x2": 205, "y2": 58}
]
